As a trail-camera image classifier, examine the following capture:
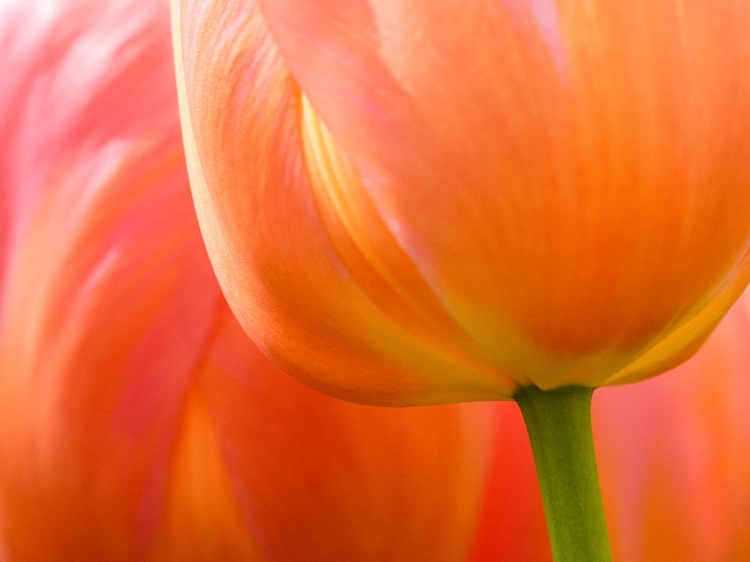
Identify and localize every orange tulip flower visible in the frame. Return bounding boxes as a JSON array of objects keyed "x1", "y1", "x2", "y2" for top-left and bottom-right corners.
[
  {"x1": 0, "y1": 1, "x2": 502, "y2": 559},
  {"x1": 174, "y1": 0, "x2": 750, "y2": 406}
]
